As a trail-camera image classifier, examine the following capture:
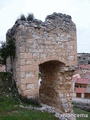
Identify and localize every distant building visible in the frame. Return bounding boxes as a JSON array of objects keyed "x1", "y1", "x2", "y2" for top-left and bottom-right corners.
[
  {"x1": 72, "y1": 77, "x2": 90, "y2": 99},
  {"x1": 78, "y1": 53, "x2": 90, "y2": 65},
  {"x1": 78, "y1": 64, "x2": 90, "y2": 74},
  {"x1": 73, "y1": 53, "x2": 90, "y2": 99},
  {"x1": 74, "y1": 64, "x2": 90, "y2": 78}
]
